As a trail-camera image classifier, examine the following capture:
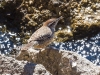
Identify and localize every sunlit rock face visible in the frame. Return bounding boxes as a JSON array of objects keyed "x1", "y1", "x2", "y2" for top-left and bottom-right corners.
[{"x1": 53, "y1": 32, "x2": 100, "y2": 65}]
